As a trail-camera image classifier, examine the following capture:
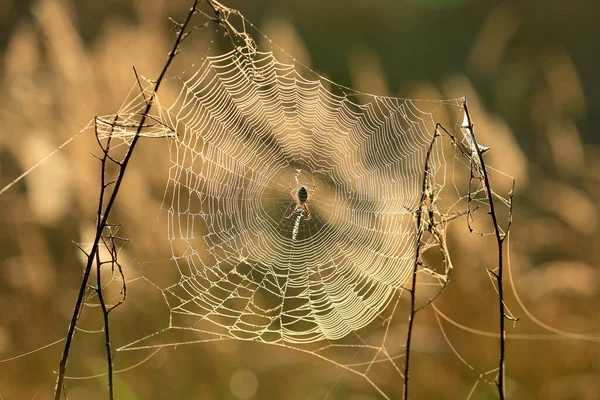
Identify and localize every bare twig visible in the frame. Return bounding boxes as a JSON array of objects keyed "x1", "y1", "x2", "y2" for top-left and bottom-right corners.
[
  {"x1": 96, "y1": 116, "x2": 116, "y2": 399},
  {"x1": 403, "y1": 127, "x2": 440, "y2": 400},
  {"x1": 95, "y1": 248, "x2": 115, "y2": 398},
  {"x1": 53, "y1": 1, "x2": 203, "y2": 398},
  {"x1": 462, "y1": 98, "x2": 514, "y2": 399},
  {"x1": 95, "y1": 230, "x2": 127, "y2": 399},
  {"x1": 92, "y1": 117, "x2": 128, "y2": 398},
  {"x1": 403, "y1": 118, "x2": 492, "y2": 398}
]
